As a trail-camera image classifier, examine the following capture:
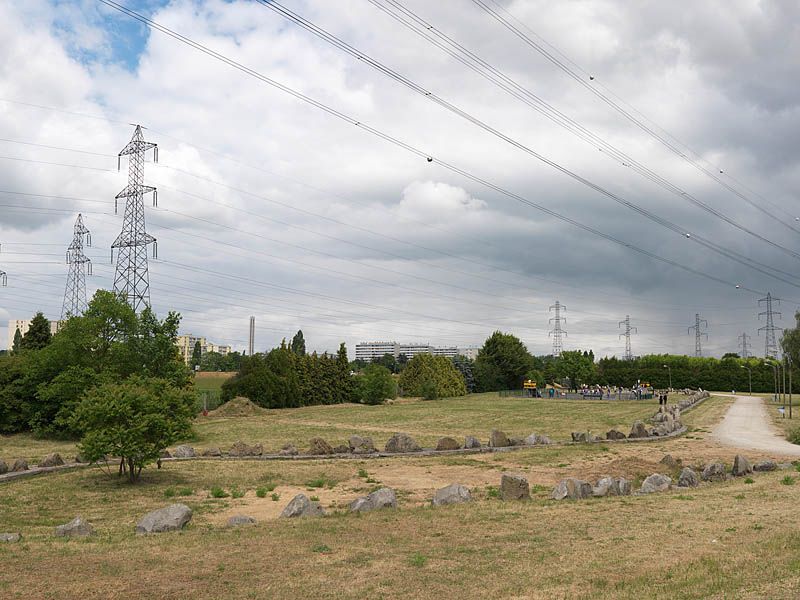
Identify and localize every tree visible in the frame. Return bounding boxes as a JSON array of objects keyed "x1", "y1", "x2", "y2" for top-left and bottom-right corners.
[
  {"x1": 356, "y1": 364, "x2": 396, "y2": 405},
  {"x1": 291, "y1": 330, "x2": 306, "y2": 356},
  {"x1": 554, "y1": 350, "x2": 596, "y2": 391},
  {"x1": 373, "y1": 353, "x2": 397, "y2": 373},
  {"x1": 399, "y1": 353, "x2": 467, "y2": 398},
  {"x1": 190, "y1": 340, "x2": 202, "y2": 370},
  {"x1": 473, "y1": 331, "x2": 534, "y2": 391},
  {"x1": 71, "y1": 377, "x2": 195, "y2": 482},
  {"x1": 20, "y1": 312, "x2": 52, "y2": 351},
  {"x1": 12, "y1": 328, "x2": 22, "y2": 353},
  {"x1": 722, "y1": 352, "x2": 740, "y2": 360},
  {"x1": 452, "y1": 355, "x2": 476, "y2": 393}
]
